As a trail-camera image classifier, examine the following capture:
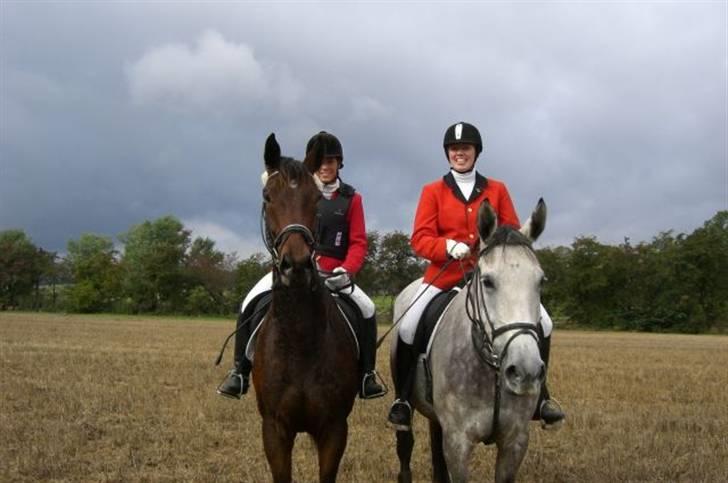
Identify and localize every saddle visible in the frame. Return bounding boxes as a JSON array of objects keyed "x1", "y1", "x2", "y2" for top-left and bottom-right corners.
[
  {"x1": 245, "y1": 290, "x2": 361, "y2": 361},
  {"x1": 410, "y1": 288, "x2": 460, "y2": 404},
  {"x1": 412, "y1": 289, "x2": 460, "y2": 355}
]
